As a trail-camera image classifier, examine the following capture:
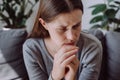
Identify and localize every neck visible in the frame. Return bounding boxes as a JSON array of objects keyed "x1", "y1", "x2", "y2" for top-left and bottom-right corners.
[{"x1": 44, "y1": 38, "x2": 58, "y2": 58}]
